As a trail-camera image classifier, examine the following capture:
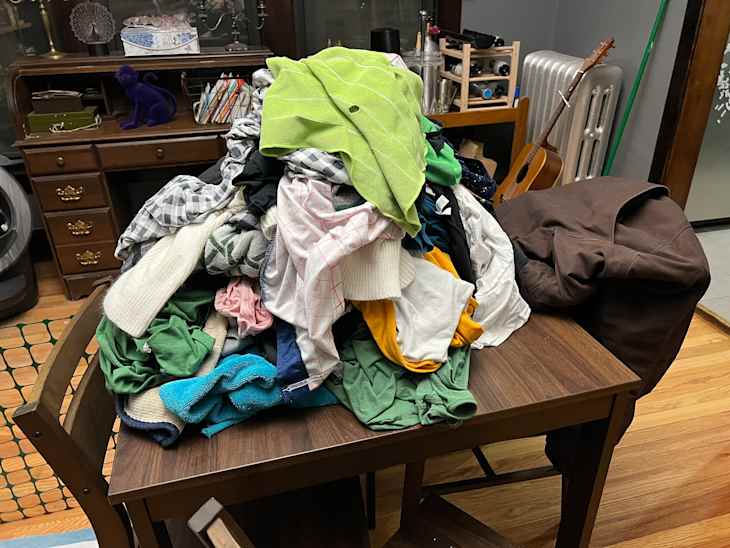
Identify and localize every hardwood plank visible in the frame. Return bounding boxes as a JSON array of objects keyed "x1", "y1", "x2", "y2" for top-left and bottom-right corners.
[{"x1": 607, "y1": 512, "x2": 730, "y2": 548}]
